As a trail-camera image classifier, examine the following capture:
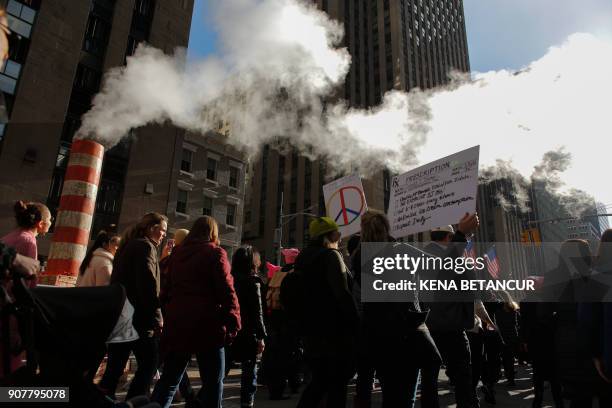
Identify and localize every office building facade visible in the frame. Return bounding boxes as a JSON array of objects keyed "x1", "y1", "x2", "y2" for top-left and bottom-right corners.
[
  {"x1": 0, "y1": 0, "x2": 198, "y2": 256},
  {"x1": 243, "y1": 0, "x2": 471, "y2": 260}
]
